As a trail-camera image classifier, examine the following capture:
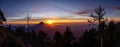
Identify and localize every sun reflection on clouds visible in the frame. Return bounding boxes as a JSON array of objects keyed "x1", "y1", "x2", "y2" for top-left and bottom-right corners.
[
  {"x1": 5, "y1": 17, "x2": 120, "y2": 25},
  {"x1": 6, "y1": 19, "x2": 88, "y2": 25}
]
